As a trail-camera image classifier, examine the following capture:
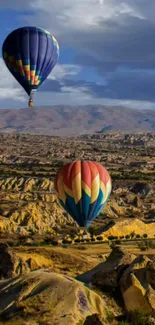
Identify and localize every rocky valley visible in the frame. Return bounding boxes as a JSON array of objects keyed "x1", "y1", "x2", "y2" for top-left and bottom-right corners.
[{"x1": 0, "y1": 131, "x2": 154, "y2": 324}]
